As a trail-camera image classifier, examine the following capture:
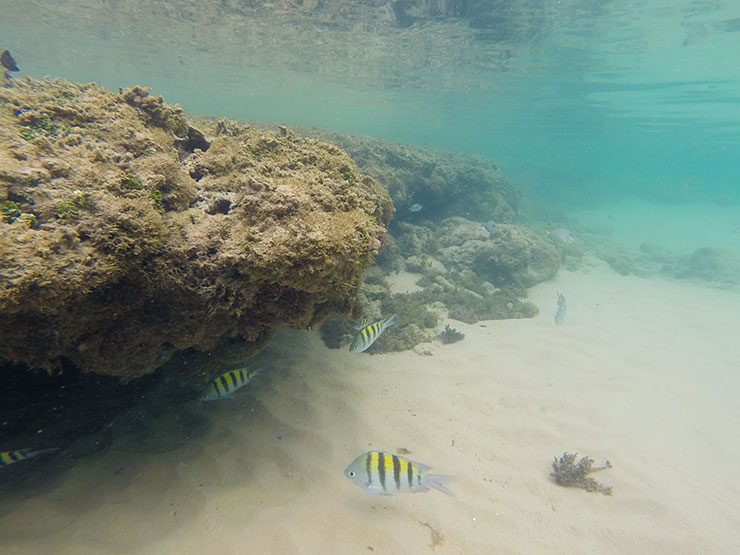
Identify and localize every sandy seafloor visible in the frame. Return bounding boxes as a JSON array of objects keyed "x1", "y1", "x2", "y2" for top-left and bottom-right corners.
[{"x1": 1, "y1": 255, "x2": 738, "y2": 555}]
